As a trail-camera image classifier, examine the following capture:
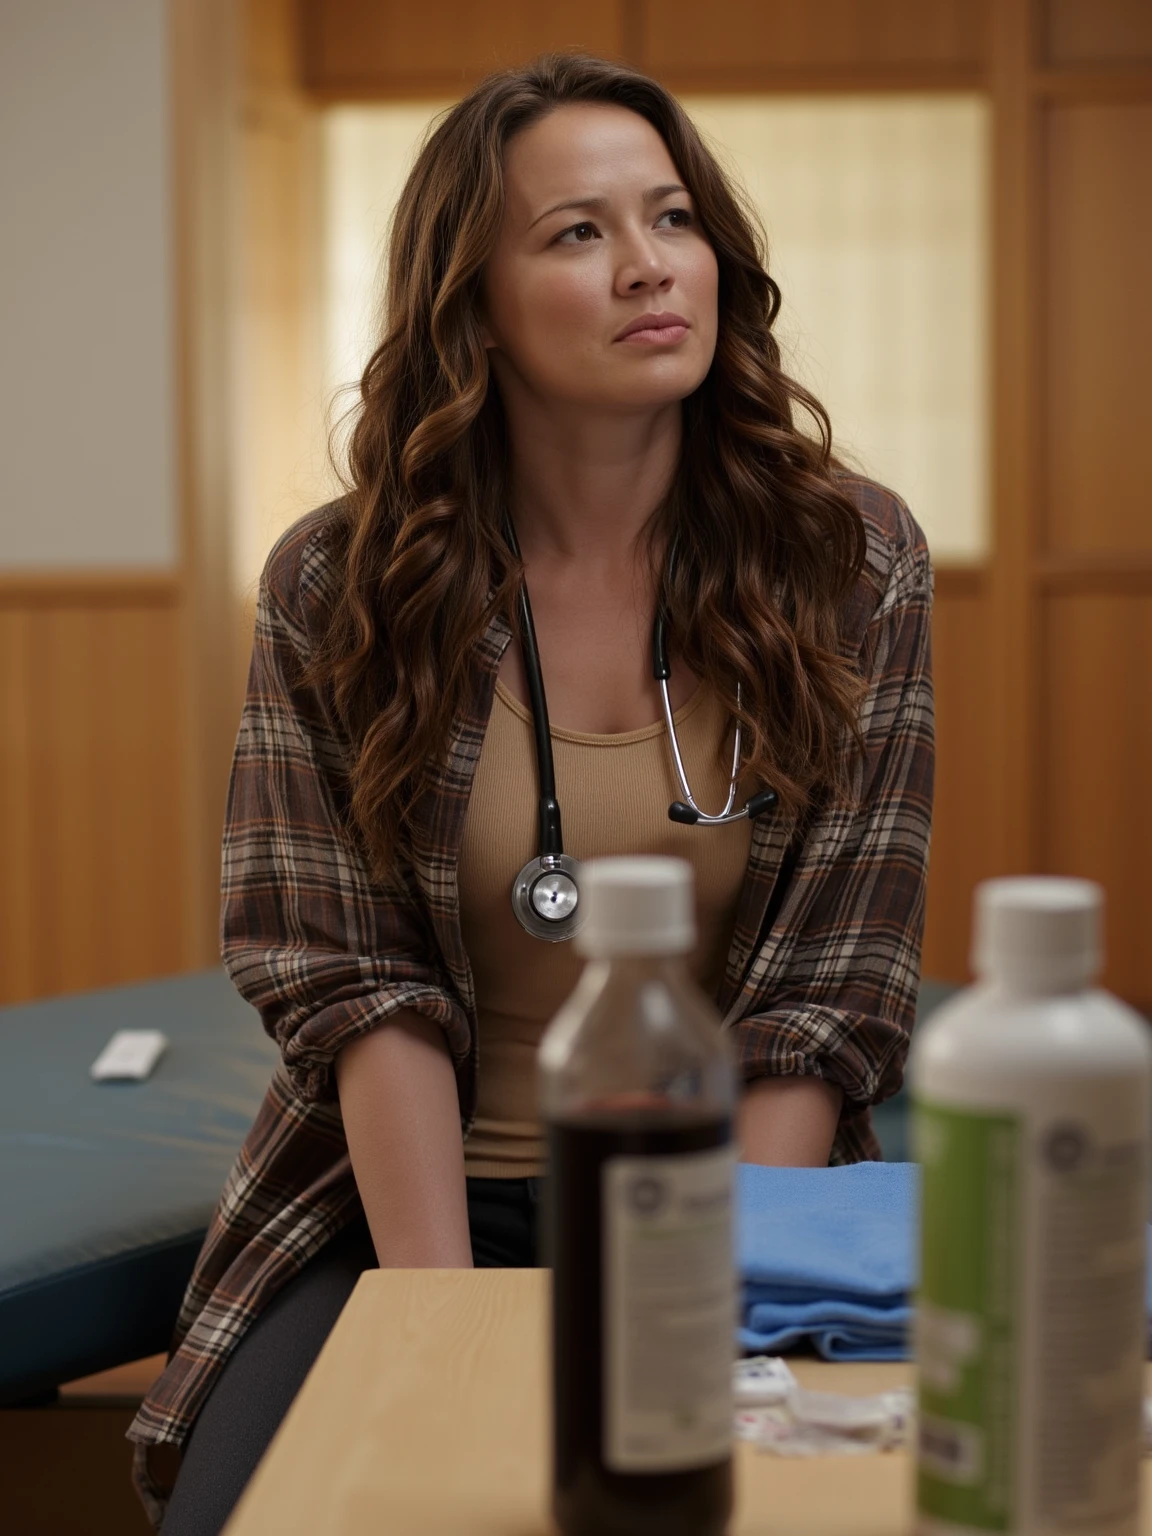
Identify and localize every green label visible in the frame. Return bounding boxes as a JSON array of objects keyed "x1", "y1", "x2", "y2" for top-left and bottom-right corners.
[{"x1": 914, "y1": 1100, "x2": 1020, "y2": 1531}]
